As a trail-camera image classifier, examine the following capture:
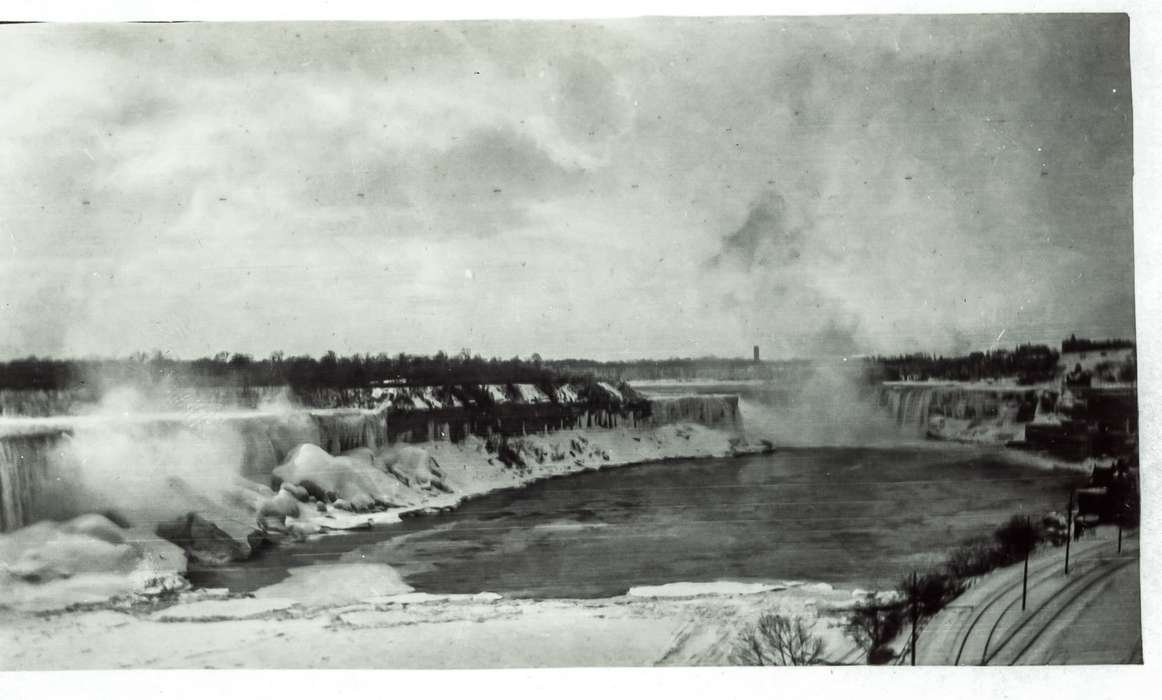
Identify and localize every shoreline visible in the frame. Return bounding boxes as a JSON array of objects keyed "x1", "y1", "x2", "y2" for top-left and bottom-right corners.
[
  {"x1": 269, "y1": 422, "x2": 759, "y2": 534},
  {"x1": 2, "y1": 419, "x2": 1090, "y2": 615},
  {"x1": 0, "y1": 422, "x2": 754, "y2": 612}
]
